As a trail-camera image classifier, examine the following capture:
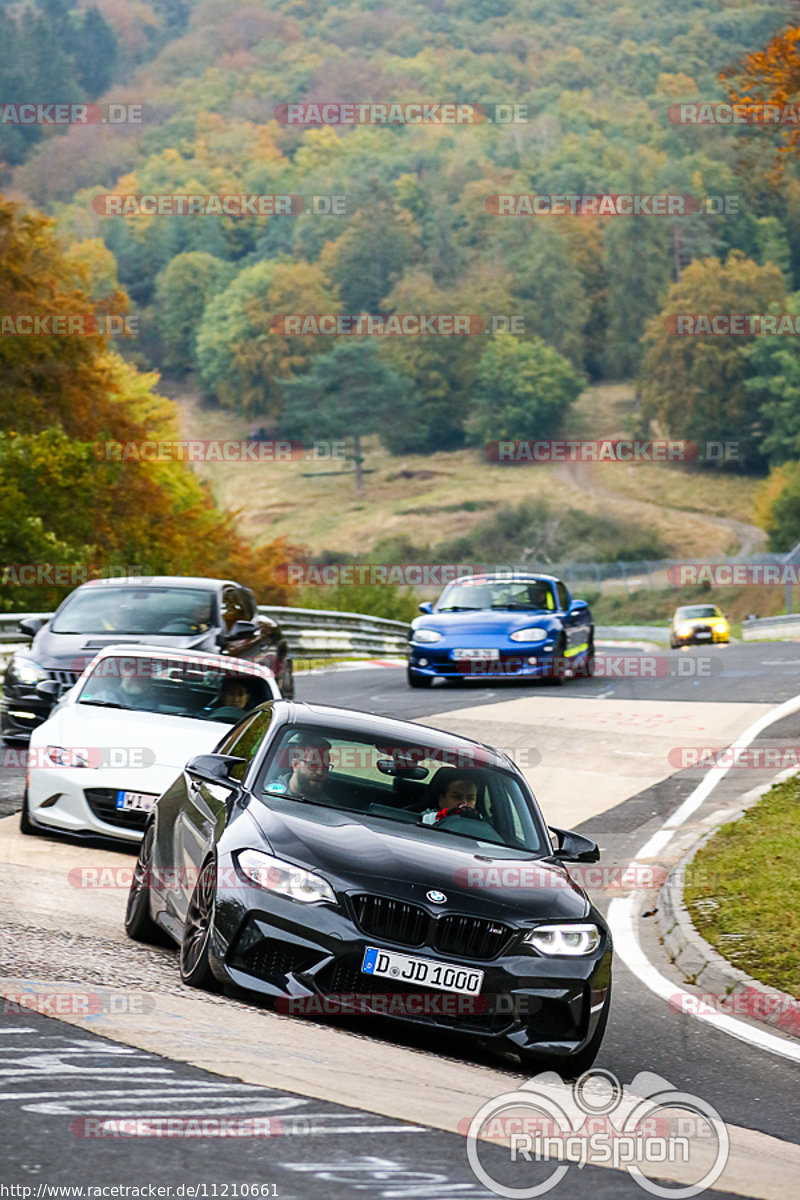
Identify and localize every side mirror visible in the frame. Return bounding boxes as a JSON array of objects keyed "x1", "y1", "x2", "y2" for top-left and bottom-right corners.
[
  {"x1": 219, "y1": 620, "x2": 258, "y2": 645},
  {"x1": 35, "y1": 679, "x2": 61, "y2": 698},
  {"x1": 549, "y1": 825, "x2": 600, "y2": 863},
  {"x1": 19, "y1": 617, "x2": 45, "y2": 638},
  {"x1": 569, "y1": 599, "x2": 588, "y2": 615},
  {"x1": 418, "y1": 601, "x2": 434, "y2": 614},
  {"x1": 185, "y1": 753, "x2": 247, "y2": 791}
]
